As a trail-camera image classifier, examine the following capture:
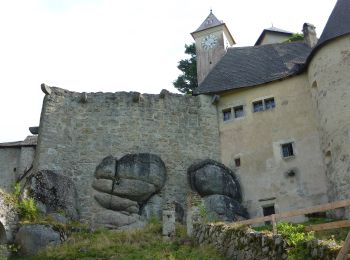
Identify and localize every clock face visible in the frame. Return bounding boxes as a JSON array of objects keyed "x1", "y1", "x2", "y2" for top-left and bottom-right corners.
[{"x1": 201, "y1": 34, "x2": 218, "y2": 50}]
